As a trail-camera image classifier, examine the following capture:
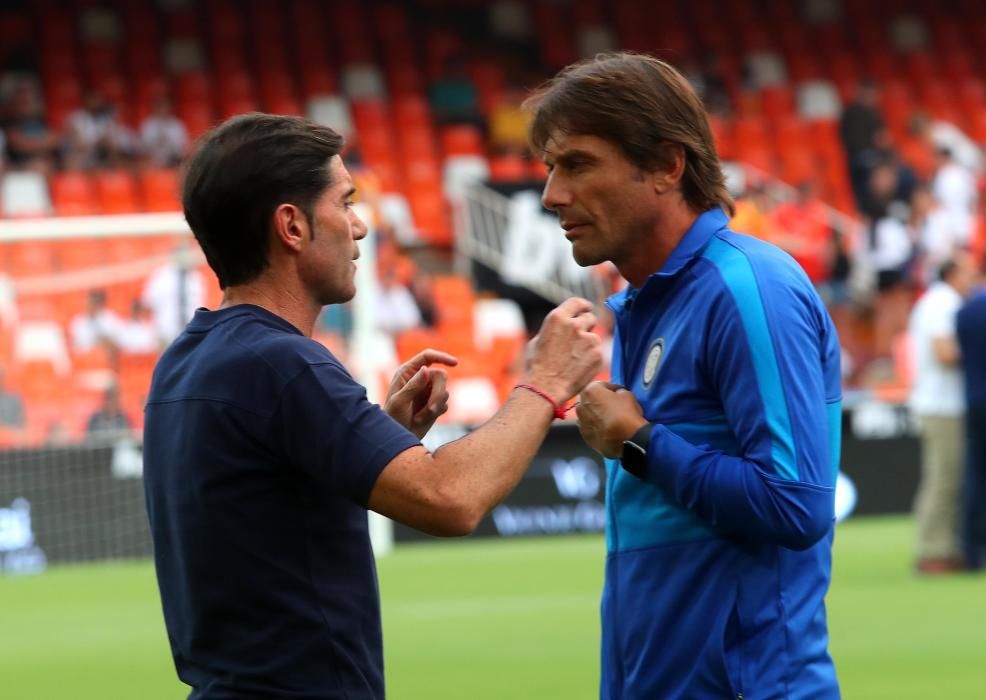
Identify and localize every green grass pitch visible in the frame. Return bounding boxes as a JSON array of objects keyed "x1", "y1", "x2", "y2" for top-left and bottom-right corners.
[{"x1": 1, "y1": 516, "x2": 983, "y2": 699}]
